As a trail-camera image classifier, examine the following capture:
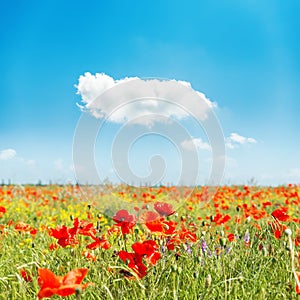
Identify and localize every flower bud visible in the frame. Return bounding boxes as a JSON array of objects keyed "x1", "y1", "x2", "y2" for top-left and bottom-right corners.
[
  {"x1": 284, "y1": 228, "x2": 292, "y2": 237},
  {"x1": 205, "y1": 274, "x2": 212, "y2": 288},
  {"x1": 245, "y1": 216, "x2": 251, "y2": 223},
  {"x1": 220, "y1": 238, "x2": 227, "y2": 247}
]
